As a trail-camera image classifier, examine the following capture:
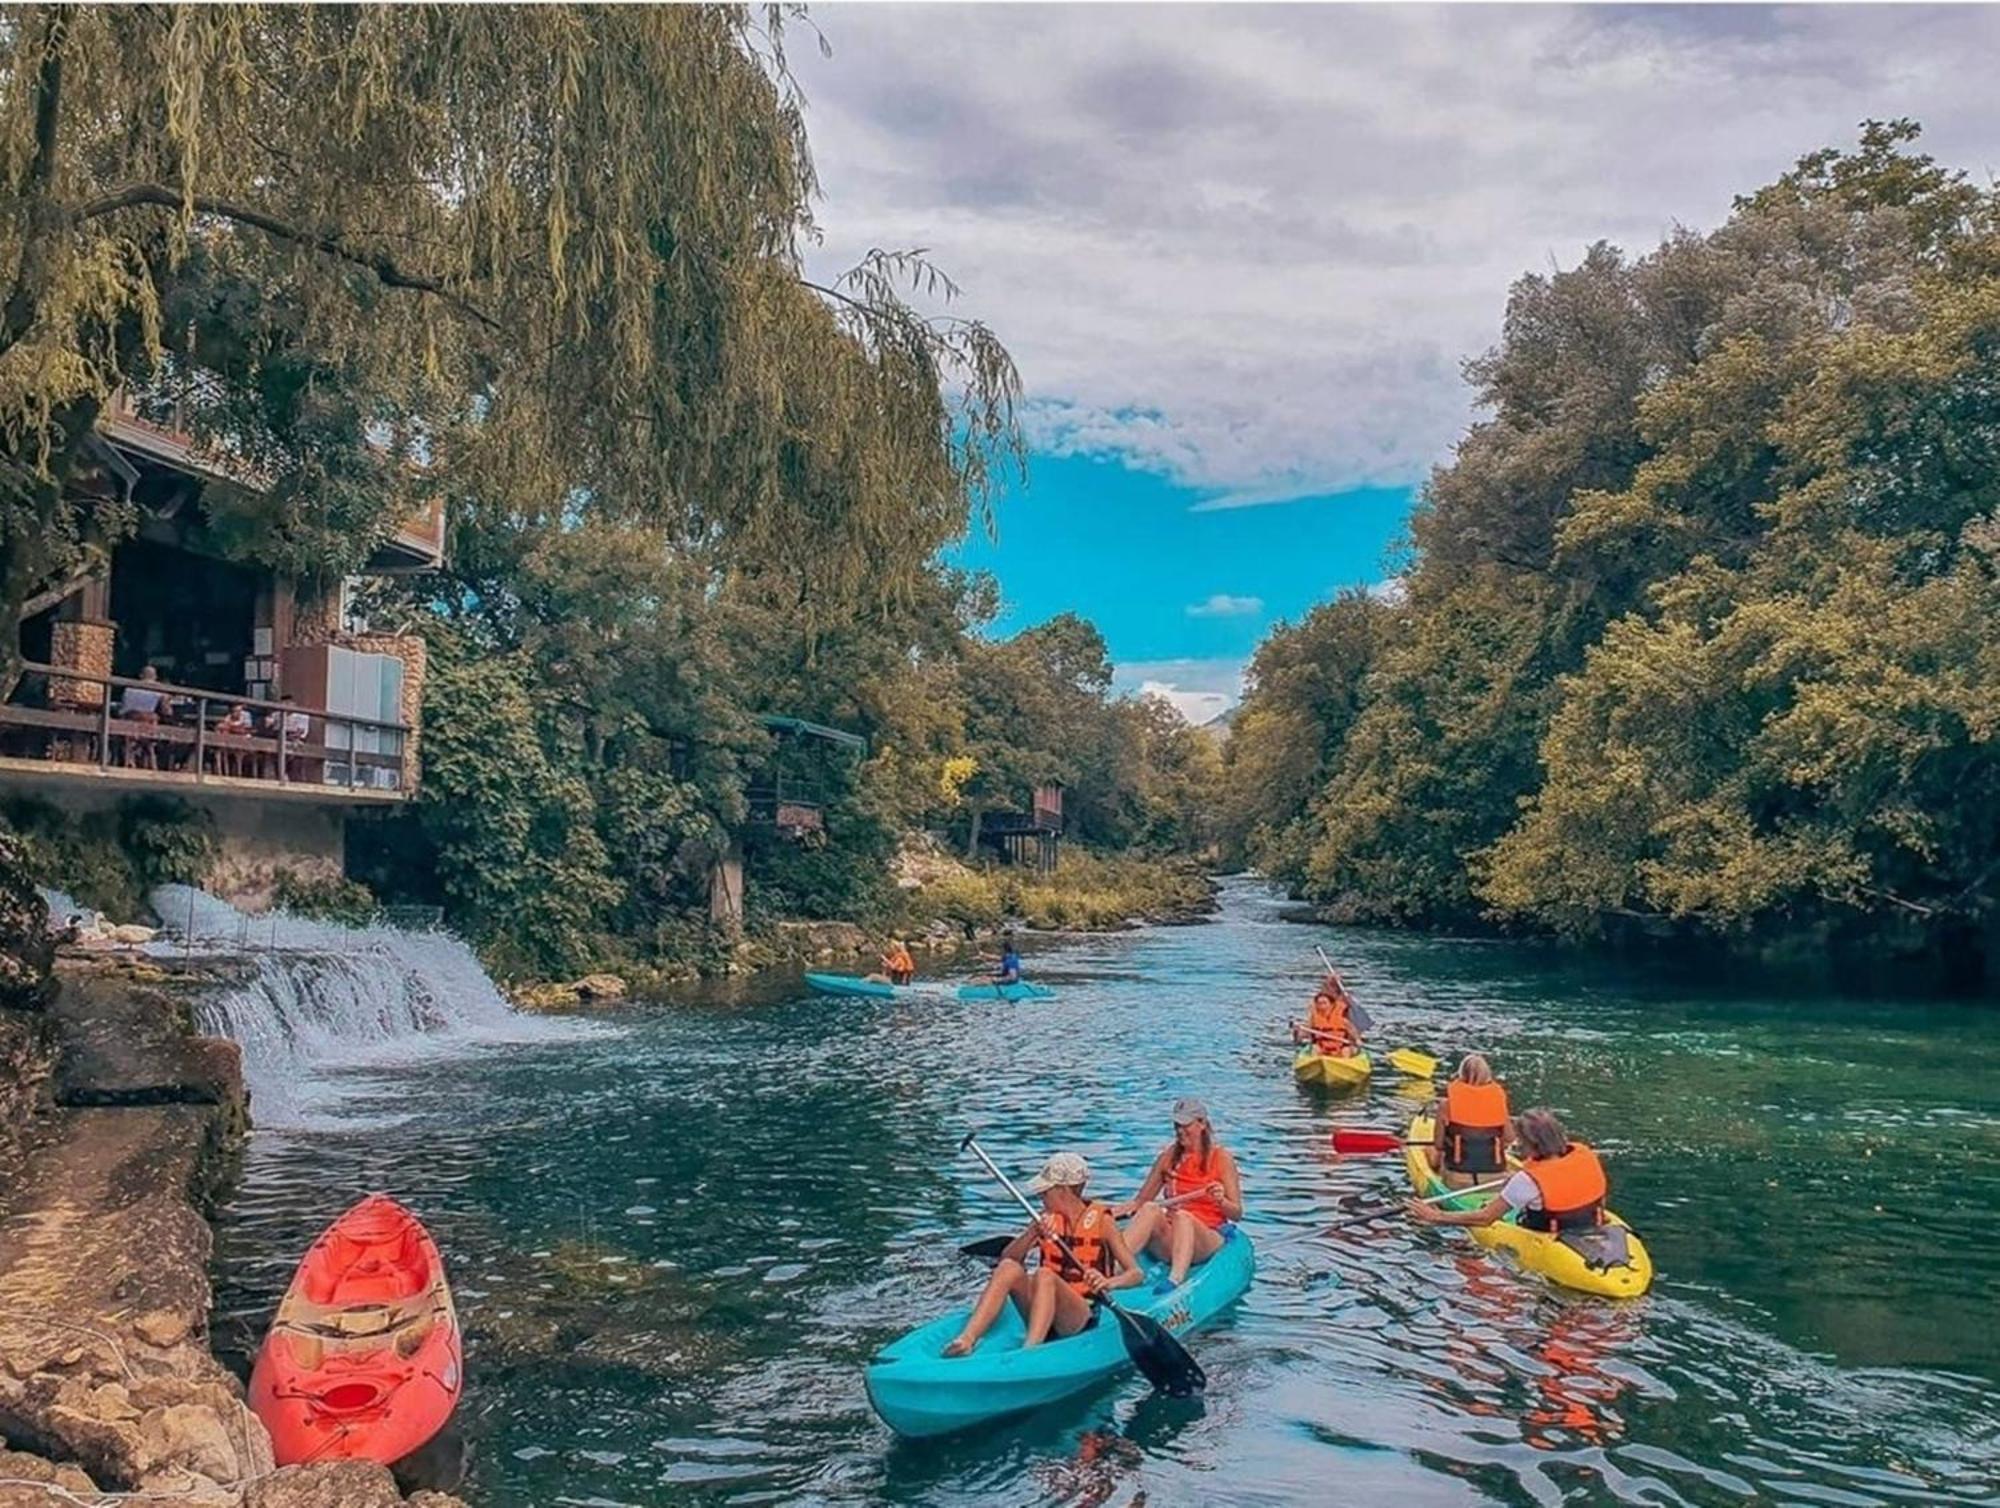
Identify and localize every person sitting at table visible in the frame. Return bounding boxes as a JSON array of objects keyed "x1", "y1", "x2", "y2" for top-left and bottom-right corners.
[
  {"x1": 212, "y1": 702, "x2": 254, "y2": 776},
  {"x1": 116, "y1": 667, "x2": 172, "y2": 768},
  {"x1": 260, "y1": 696, "x2": 312, "y2": 780}
]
